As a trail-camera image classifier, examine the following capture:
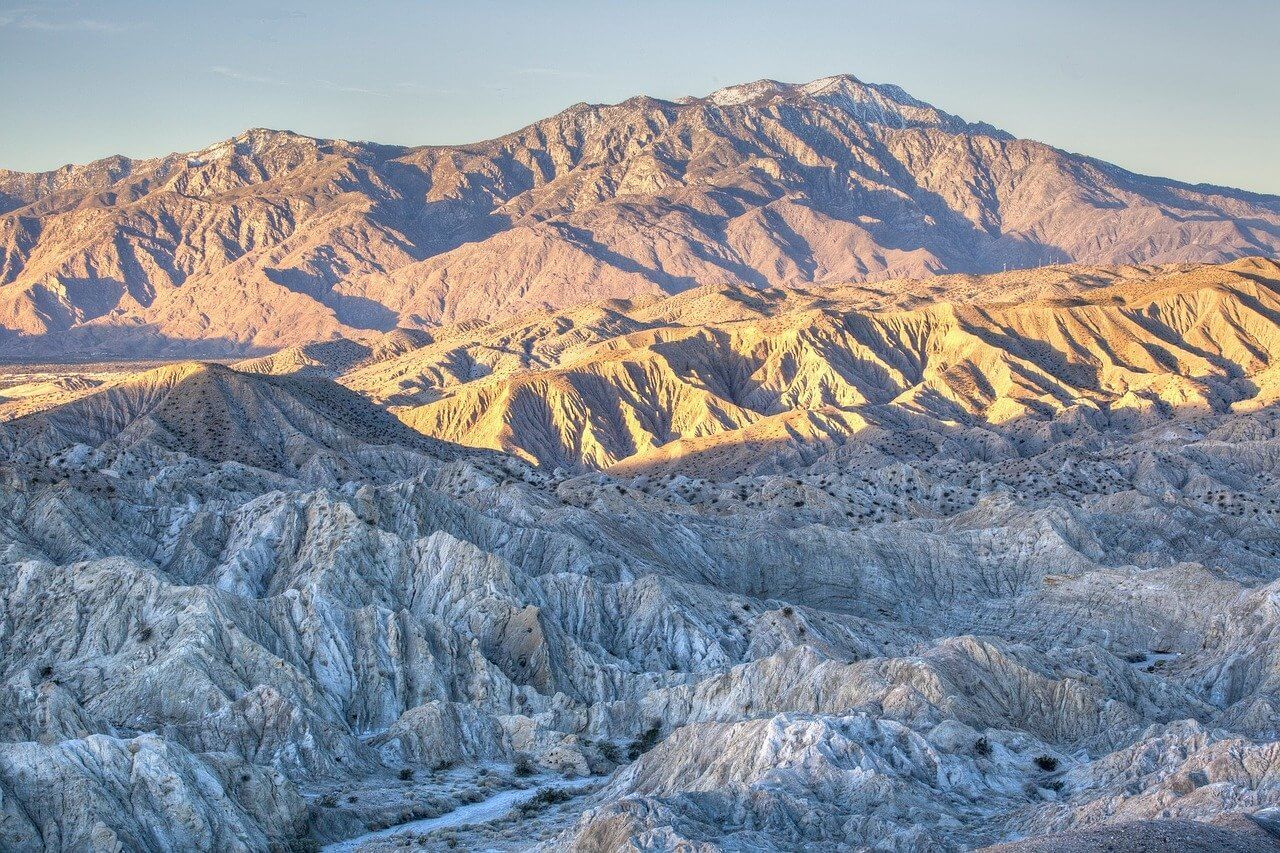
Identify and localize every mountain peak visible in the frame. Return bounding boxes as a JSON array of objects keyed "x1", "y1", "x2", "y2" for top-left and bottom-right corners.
[
  {"x1": 701, "y1": 78, "x2": 791, "y2": 106},
  {"x1": 684, "y1": 73, "x2": 1008, "y2": 137},
  {"x1": 191, "y1": 127, "x2": 315, "y2": 160}
]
